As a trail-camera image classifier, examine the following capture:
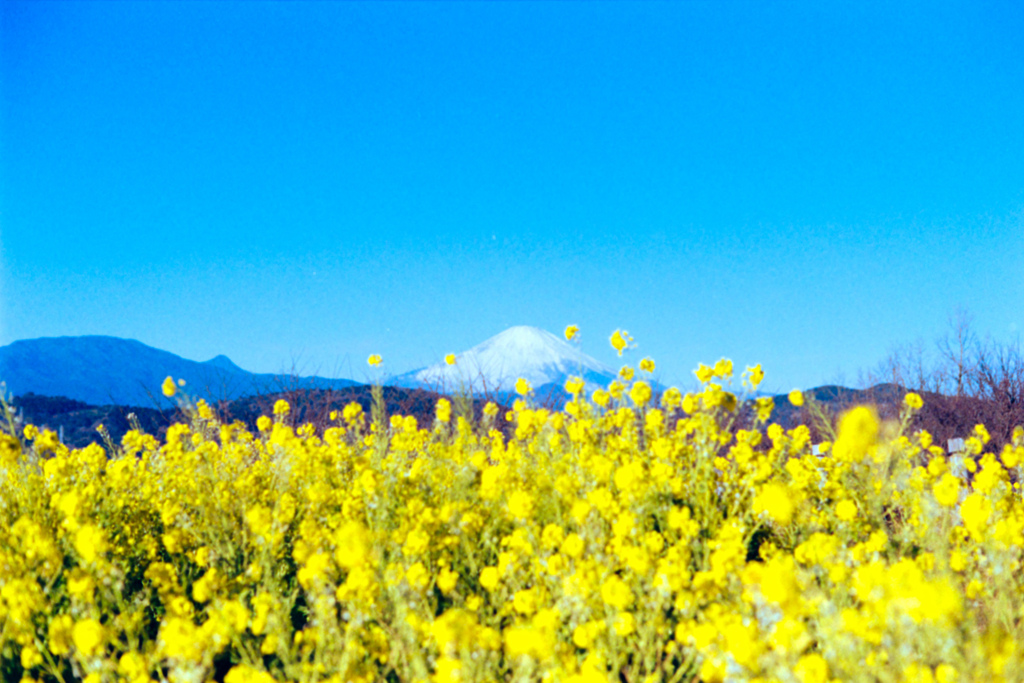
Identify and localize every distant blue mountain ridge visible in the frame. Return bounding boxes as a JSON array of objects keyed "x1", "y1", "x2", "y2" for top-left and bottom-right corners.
[
  {"x1": 0, "y1": 336, "x2": 361, "y2": 407},
  {"x1": 1, "y1": 328, "x2": 675, "y2": 410}
]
